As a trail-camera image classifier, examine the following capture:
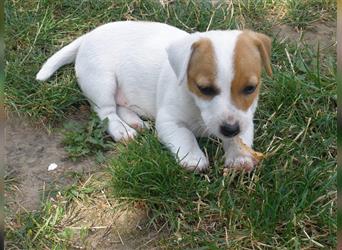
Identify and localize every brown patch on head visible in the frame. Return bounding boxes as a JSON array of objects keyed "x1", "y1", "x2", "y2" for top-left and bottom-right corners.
[
  {"x1": 187, "y1": 38, "x2": 219, "y2": 99},
  {"x1": 231, "y1": 30, "x2": 272, "y2": 110}
]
